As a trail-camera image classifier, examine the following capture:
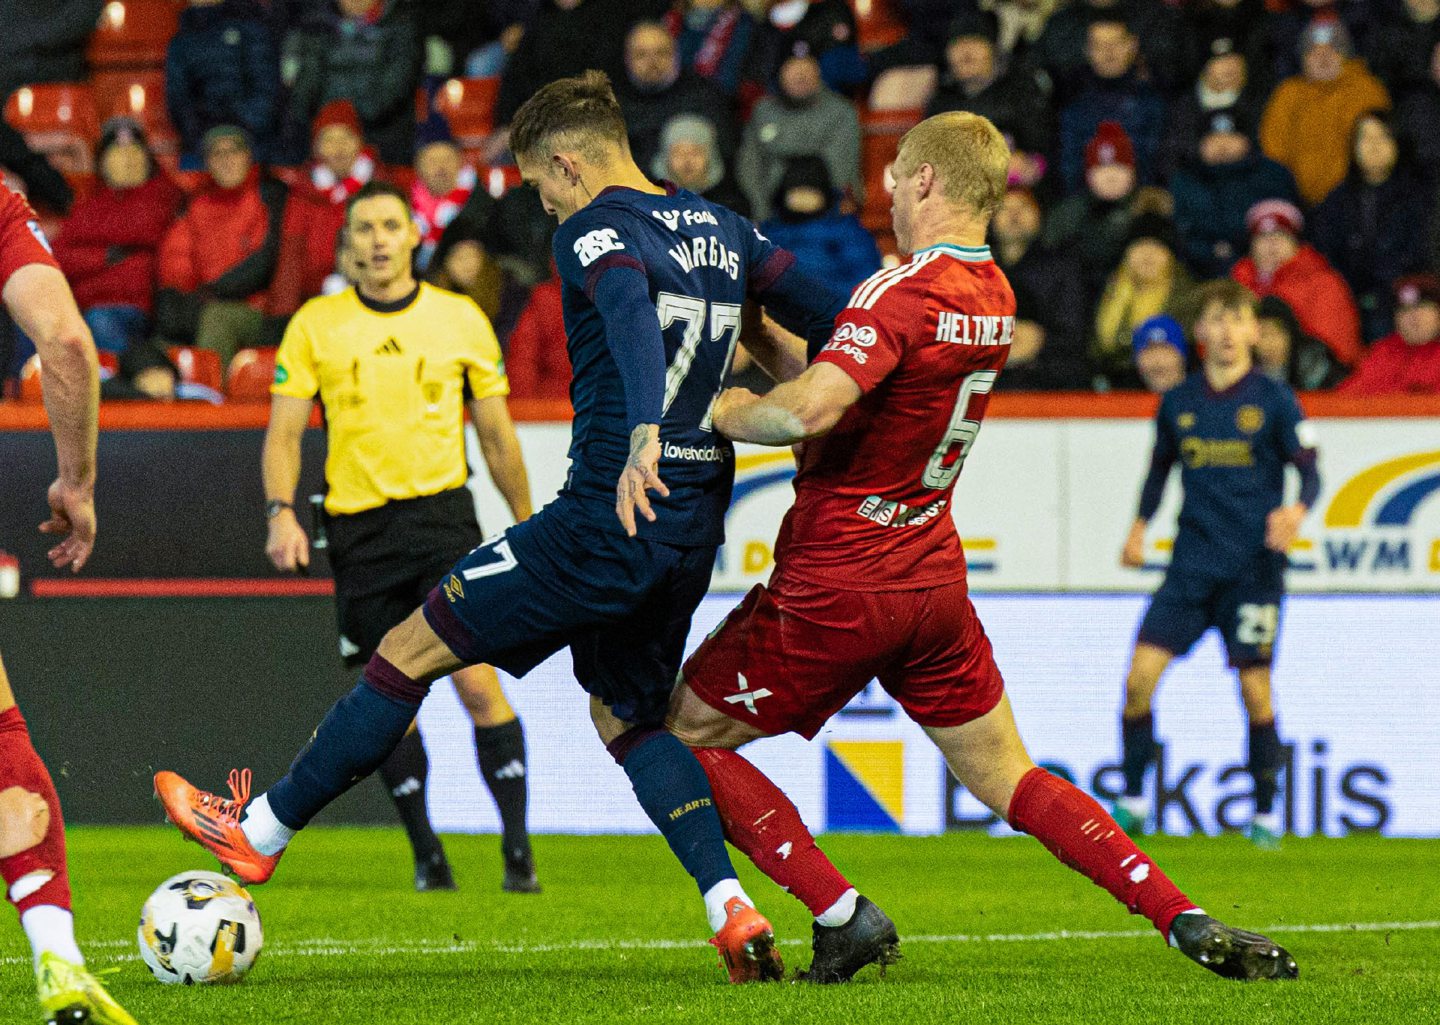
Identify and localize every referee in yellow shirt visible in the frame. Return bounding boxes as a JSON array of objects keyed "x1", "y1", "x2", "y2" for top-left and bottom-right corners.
[{"x1": 262, "y1": 181, "x2": 538, "y2": 893}]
